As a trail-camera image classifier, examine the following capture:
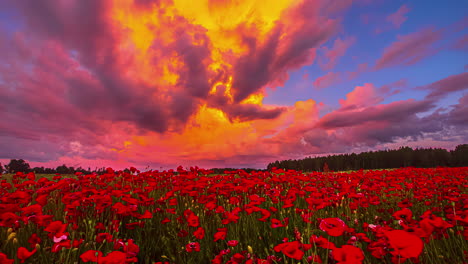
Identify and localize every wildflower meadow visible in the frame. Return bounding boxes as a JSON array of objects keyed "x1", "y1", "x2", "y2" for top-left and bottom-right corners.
[{"x1": 0, "y1": 166, "x2": 467, "y2": 263}]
